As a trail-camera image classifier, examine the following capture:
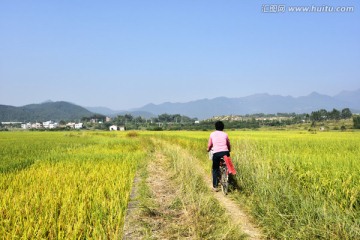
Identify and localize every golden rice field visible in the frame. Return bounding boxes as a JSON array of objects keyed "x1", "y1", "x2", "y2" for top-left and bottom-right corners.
[
  {"x1": 1, "y1": 130, "x2": 360, "y2": 239},
  {"x1": 154, "y1": 130, "x2": 360, "y2": 239},
  {"x1": 0, "y1": 131, "x2": 146, "y2": 239}
]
